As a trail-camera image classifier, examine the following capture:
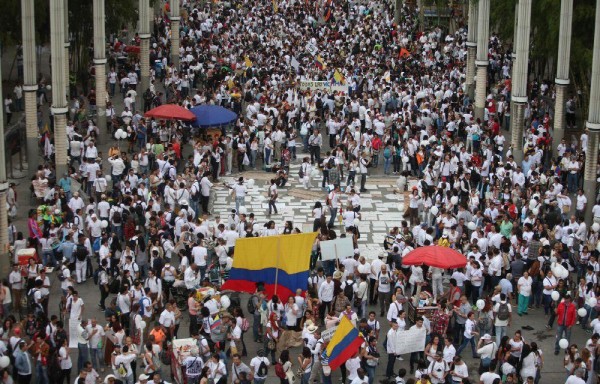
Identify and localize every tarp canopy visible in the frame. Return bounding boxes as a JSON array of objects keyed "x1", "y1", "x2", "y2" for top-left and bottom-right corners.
[
  {"x1": 190, "y1": 105, "x2": 238, "y2": 128},
  {"x1": 144, "y1": 104, "x2": 196, "y2": 121},
  {"x1": 402, "y1": 245, "x2": 468, "y2": 269}
]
